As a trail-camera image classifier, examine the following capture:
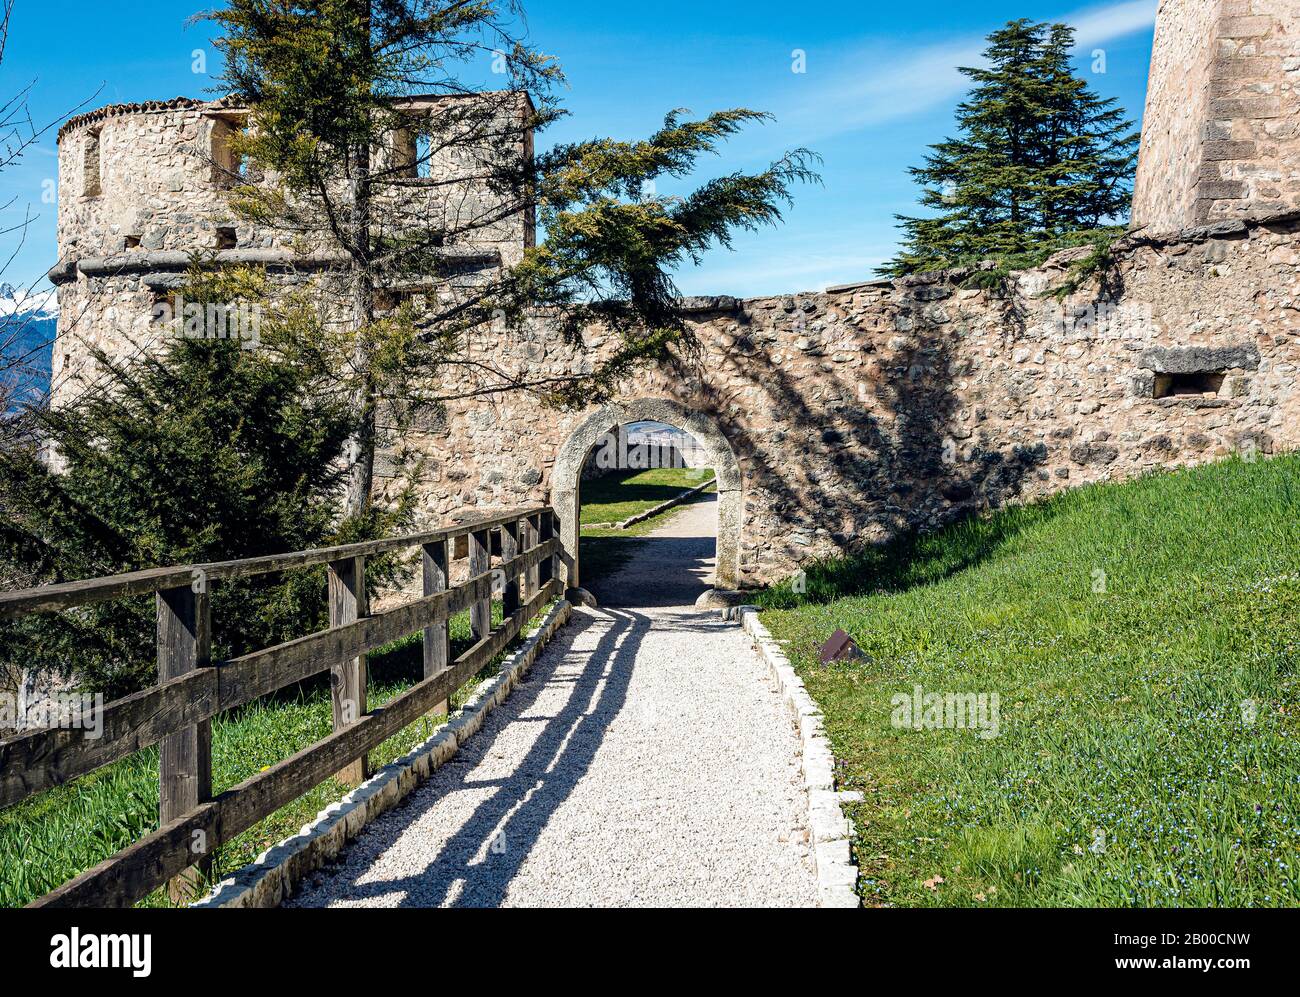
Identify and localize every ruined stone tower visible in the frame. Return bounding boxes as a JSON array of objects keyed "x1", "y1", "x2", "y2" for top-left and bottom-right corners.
[
  {"x1": 49, "y1": 94, "x2": 533, "y2": 396},
  {"x1": 1133, "y1": 0, "x2": 1300, "y2": 231}
]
